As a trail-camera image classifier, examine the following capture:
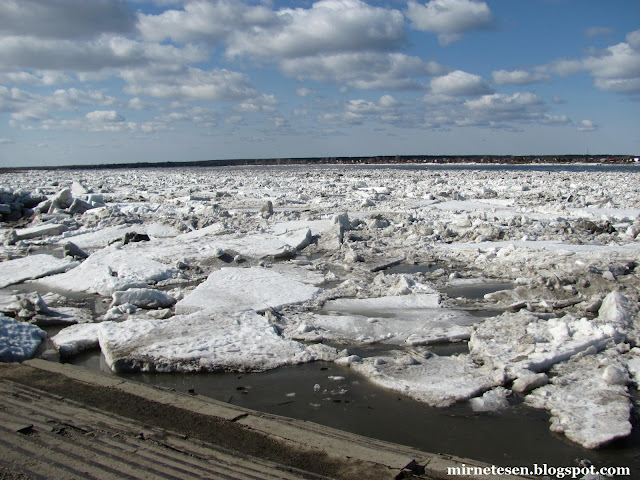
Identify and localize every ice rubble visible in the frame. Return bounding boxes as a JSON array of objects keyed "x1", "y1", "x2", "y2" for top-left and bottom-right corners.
[
  {"x1": 525, "y1": 348, "x2": 633, "y2": 449},
  {"x1": 1, "y1": 165, "x2": 640, "y2": 449}
]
